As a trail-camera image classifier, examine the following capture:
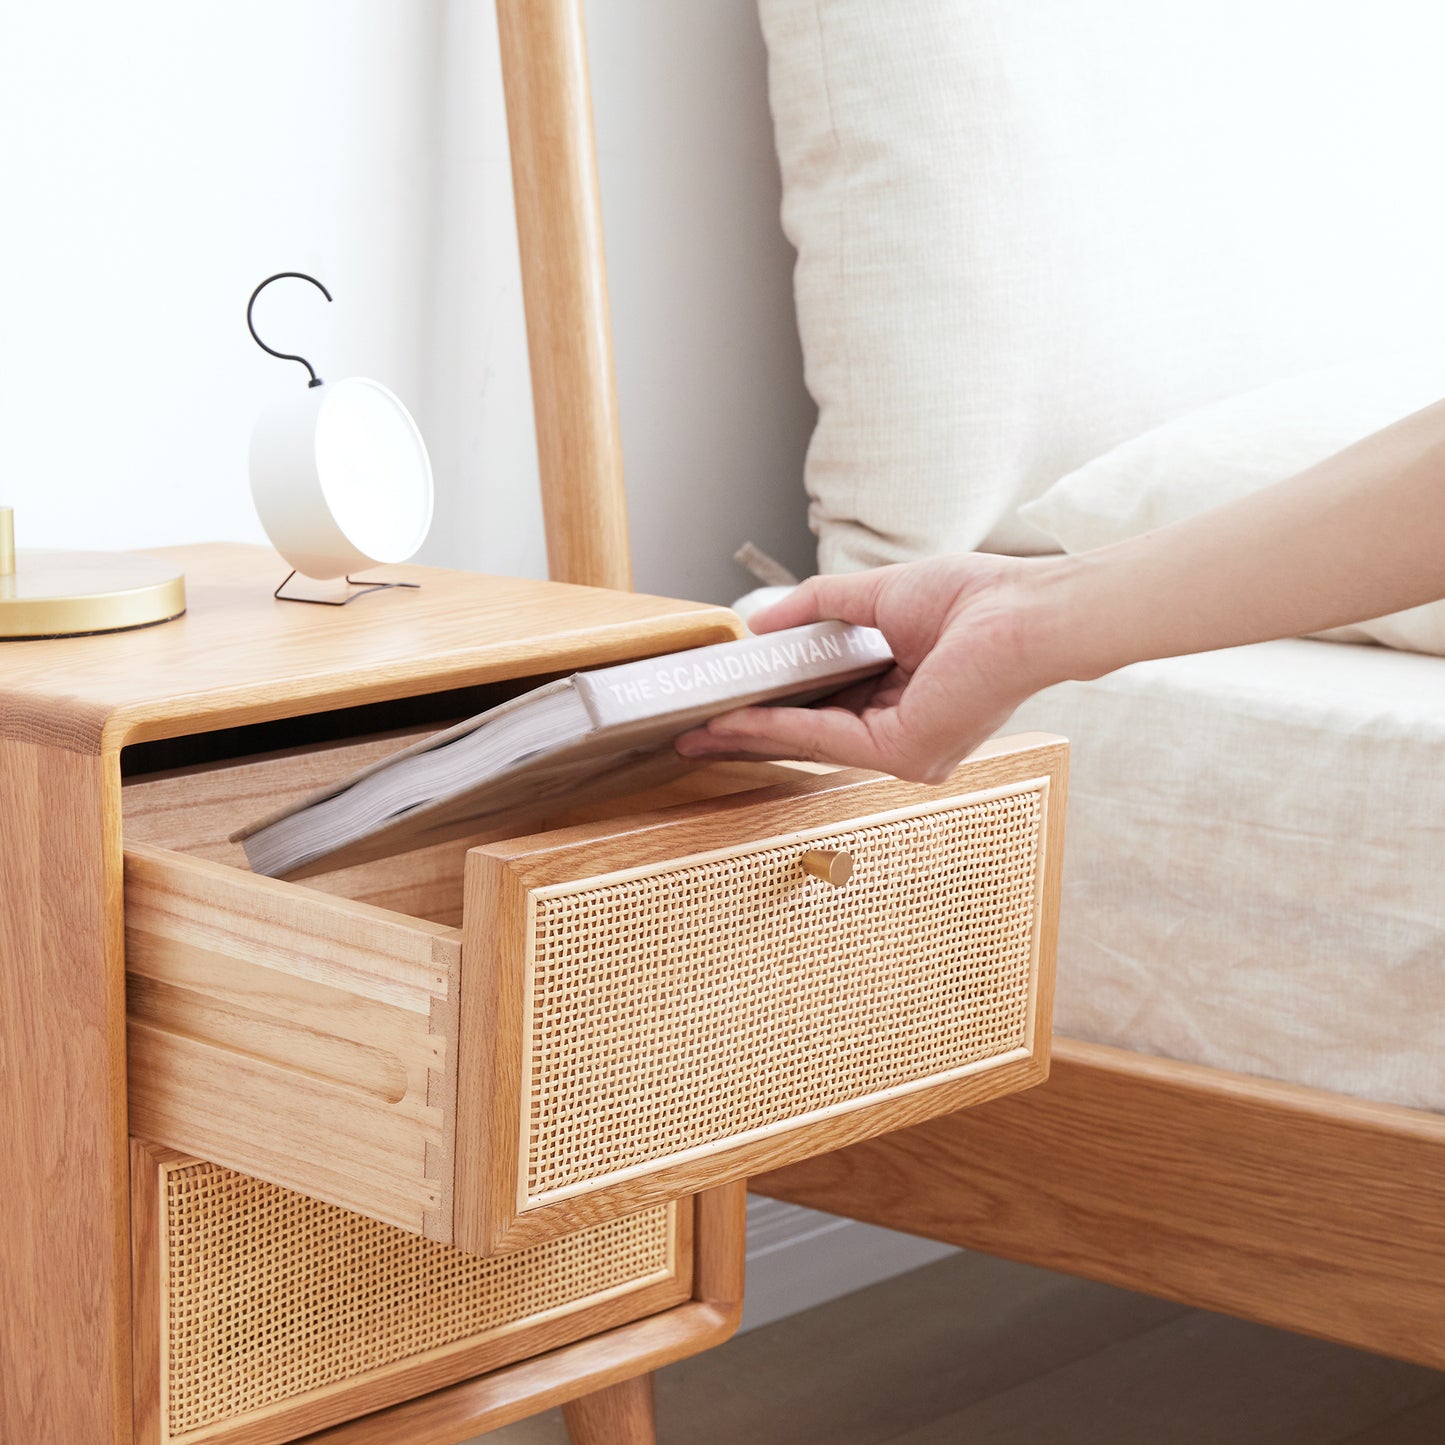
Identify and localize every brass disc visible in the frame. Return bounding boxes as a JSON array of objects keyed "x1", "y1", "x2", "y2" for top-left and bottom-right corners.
[{"x1": 0, "y1": 551, "x2": 187, "y2": 639}]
